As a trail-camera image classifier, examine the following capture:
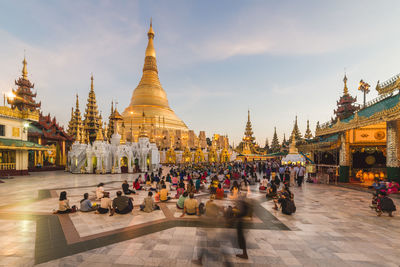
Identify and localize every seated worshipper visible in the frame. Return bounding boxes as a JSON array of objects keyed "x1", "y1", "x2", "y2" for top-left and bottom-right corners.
[
  {"x1": 223, "y1": 176, "x2": 231, "y2": 189},
  {"x1": 96, "y1": 192, "x2": 112, "y2": 214},
  {"x1": 140, "y1": 191, "x2": 160, "y2": 212},
  {"x1": 177, "y1": 191, "x2": 188, "y2": 209},
  {"x1": 137, "y1": 174, "x2": 144, "y2": 184},
  {"x1": 154, "y1": 190, "x2": 160, "y2": 202},
  {"x1": 175, "y1": 182, "x2": 185, "y2": 198},
  {"x1": 96, "y1": 183, "x2": 105, "y2": 199},
  {"x1": 376, "y1": 191, "x2": 396, "y2": 217},
  {"x1": 166, "y1": 174, "x2": 172, "y2": 183},
  {"x1": 181, "y1": 193, "x2": 199, "y2": 216},
  {"x1": 228, "y1": 181, "x2": 239, "y2": 200},
  {"x1": 278, "y1": 186, "x2": 296, "y2": 215},
  {"x1": 150, "y1": 181, "x2": 158, "y2": 191},
  {"x1": 209, "y1": 176, "x2": 219, "y2": 194},
  {"x1": 54, "y1": 191, "x2": 75, "y2": 214},
  {"x1": 133, "y1": 178, "x2": 143, "y2": 190},
  {"x1": 187, "y1": 179, "x2": 196, "y2": 194},
  {"x1": 205, "y1": 197, "x2": 220, "y2": 217},
  {"x1": 216, "y1": 183, "x2": 225, "y2": 200},
  {"x1": 171, "y1": 175, "x2": 179, "y2": 189},
  {"x1": 111, "y1": 191, "x2": 133, "y2": 215},
  {"x1": 259, "y1": 176, "x2": 269, "y2": 191},
  {"x1": 387, "y1": 181, "x2": 399, "y2": 195},
  {"x1": 160, "y1": 185, "x2": 171, "y2": 202},
  {"x1": 195, "y1": 178, "x2": 201, "y2": 192},
  {"x1": 122, "y1": 180, "x2": 135, "y2": 195},
  {"x1": 80, "y1": 193, "x2": 96, "y2": 212}
]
